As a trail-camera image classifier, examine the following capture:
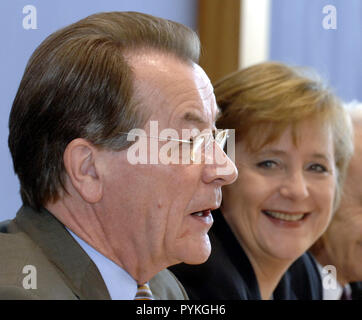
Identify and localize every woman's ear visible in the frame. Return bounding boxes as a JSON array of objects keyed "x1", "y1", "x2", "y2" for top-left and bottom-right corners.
[{"x1": 63, "y1": 138, "x2": 103, "y2": 203}]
